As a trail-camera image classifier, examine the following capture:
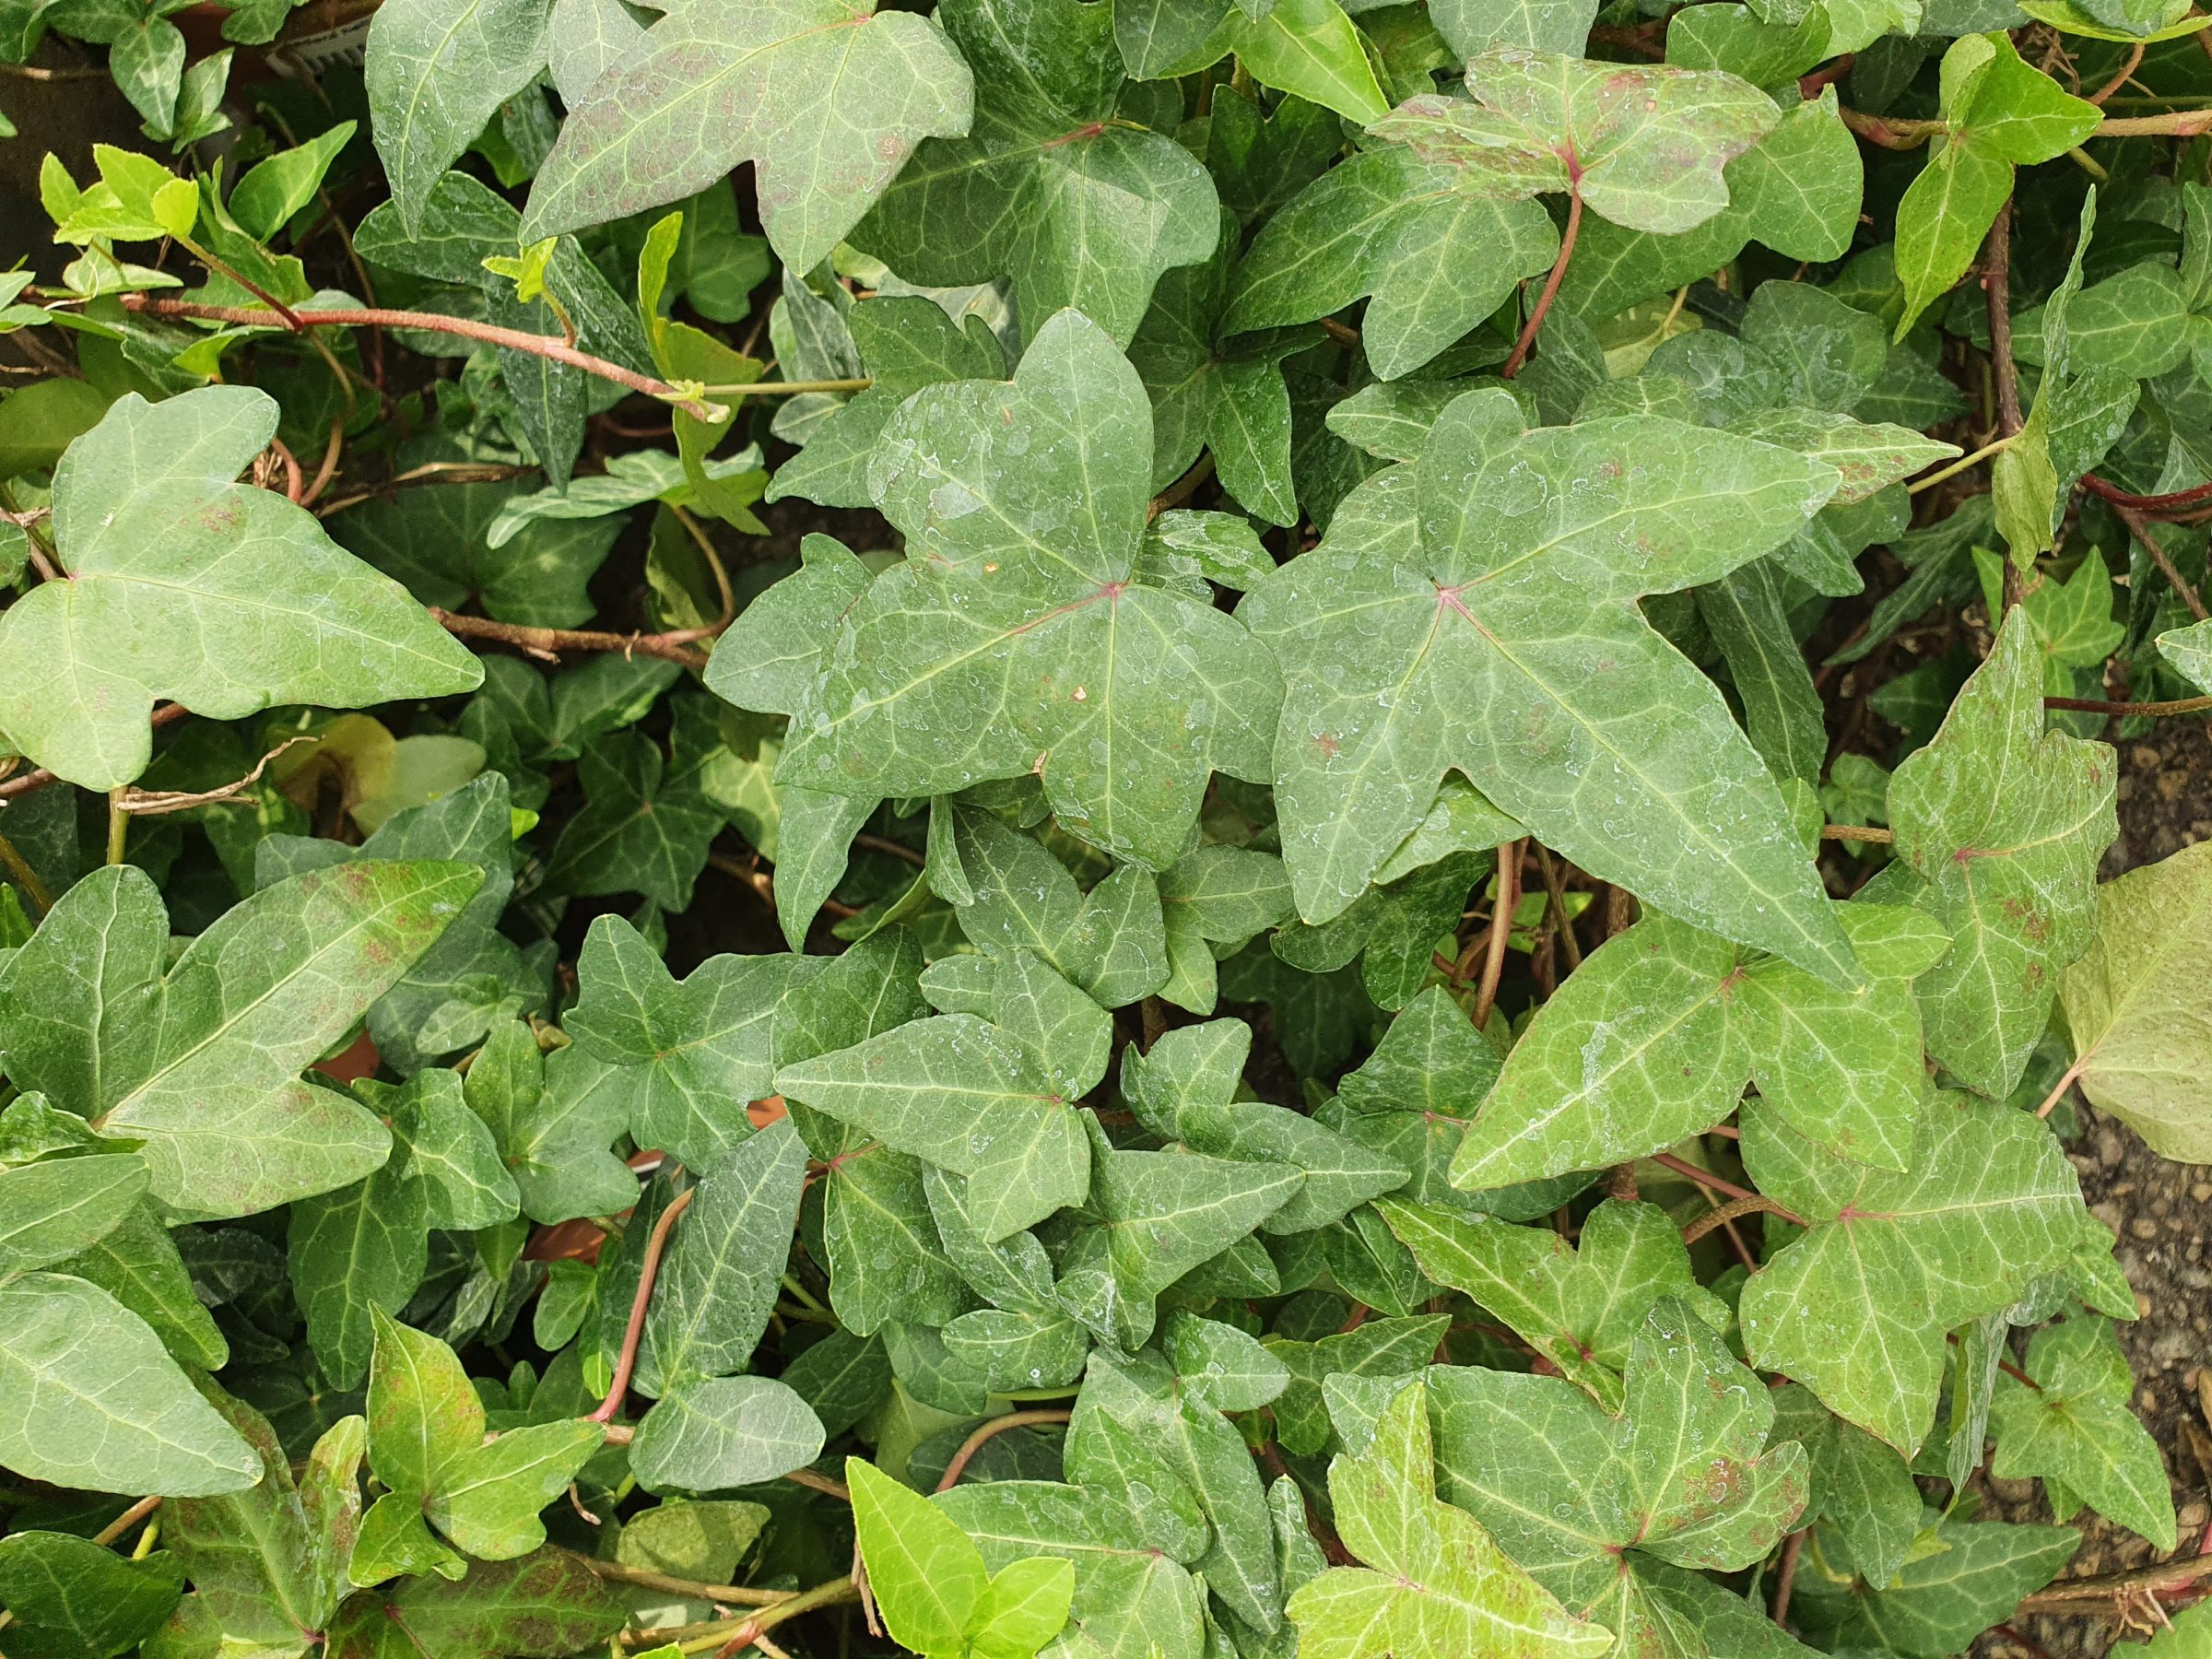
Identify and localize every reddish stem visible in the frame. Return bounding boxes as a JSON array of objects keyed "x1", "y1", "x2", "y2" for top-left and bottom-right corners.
[
  {"x1": 1502, "y1": 192, "x2": 1583, "y2": 379},
  {"x1": 118, "y1": 296, "x2": 720, "y2": 419},
  {"x1": 1652, "y1": 1151, "x2": 1805, "y2": 1227},
  {"x1": 933, "y1": 1410, "x2": 1073, "y2": 1492},
  {"x1": 1472, "y1": 840, "x2": 1524, "y2": 1029},
  {"x1": 589, "y1": 1186, "x2": 695, "y2": 1424}
]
